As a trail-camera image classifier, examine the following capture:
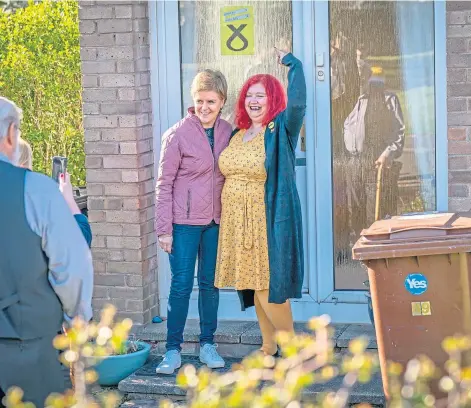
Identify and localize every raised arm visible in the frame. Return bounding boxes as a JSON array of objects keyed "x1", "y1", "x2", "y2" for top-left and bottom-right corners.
[{"x1": 281, "y1": 52, "x2": 307, "y2": 145}]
